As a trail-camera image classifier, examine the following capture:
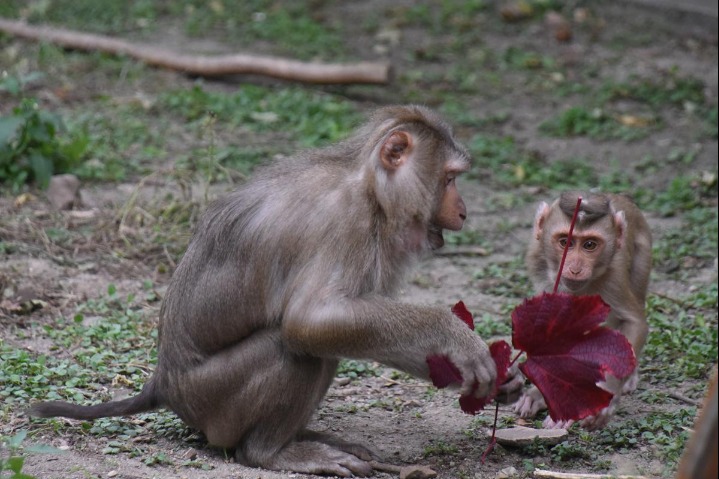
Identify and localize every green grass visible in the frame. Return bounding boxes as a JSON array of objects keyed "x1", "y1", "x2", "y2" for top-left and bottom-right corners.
[
  {"x1": 598, "y1": 75, "x2": 706, "y2": 109},
  {"x1": 0, "y1": 3, "x2": 716, "y2": 477},
  {"x1": 1, "y1": 286, "x2": 157, "y2": 411},
  {"x1": 472, "y1": 259, "x2": 531, "y2": 300},
  {"x1": 2, "y1": 0, "x2": 346, "y2": 61},
  {"x1": 643, "y1": 287, "x2": 718, "y2": 385},
  {"x1": 160, "y1": 84, "x2": 358, "y2": 147},
  {"x1": 653, "y1": 206, "x2": 718, "y2": 272},
  {"x1": 0, "y1": 285, "x2": 208, "y2": 466},
  {"x1": 540, "y1": 106, "x2": 658, "y2": 141},
  {"x1": 466, "y1": 133, "x2": 641, "y2": 192},
  {"x1": 520, "y1": 407, "x2": 697, "y2": 475}
]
